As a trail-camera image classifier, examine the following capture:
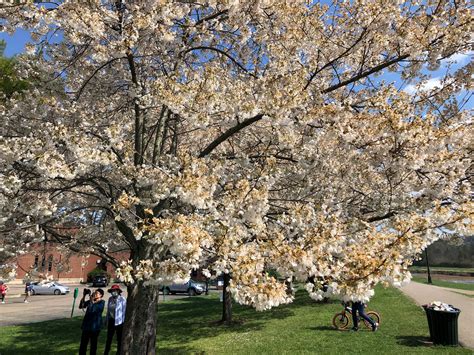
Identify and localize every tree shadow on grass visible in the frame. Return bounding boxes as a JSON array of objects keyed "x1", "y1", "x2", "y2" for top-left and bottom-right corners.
[
  {"x1": 0, "y1": 317, "x2": 94, "y2": 355},
  {"x1": 396, "y1": 335, "x2": 433, "y2": 347},
  {"x1": 156, "y1": 290, "x2": 334, "y2": 352},
  {"x1": 0, "y1": 290, "x2": 337, "y2": 354},
  {"x1": 156, "y1": 296, "x2": 293, "y2": 351},
  {"x1": 308, "y1": 325, "x2": 337, "y2": 332},
  {"x1": 157, "y1": 345, "x2": 206, "y2": 355}
]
